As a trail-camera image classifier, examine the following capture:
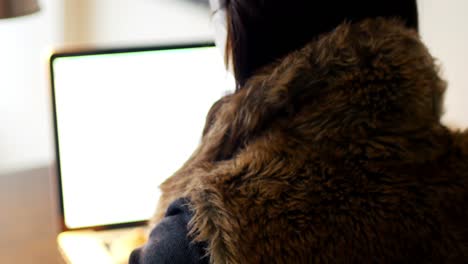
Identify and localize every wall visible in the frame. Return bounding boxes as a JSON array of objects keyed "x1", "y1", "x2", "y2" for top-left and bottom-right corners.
[
  {"x1": 419, "y1": 0, "x2": 468, "y2": 128},
  {"x1": 63, "y1": 0, "x2": 95, "y2": 45},
  {"x1": 0, "y1": 0, "x2": 63, "y2": 175},
  {"x1": 63, "y1": 0, "x2": 212, "y2": 46}
]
